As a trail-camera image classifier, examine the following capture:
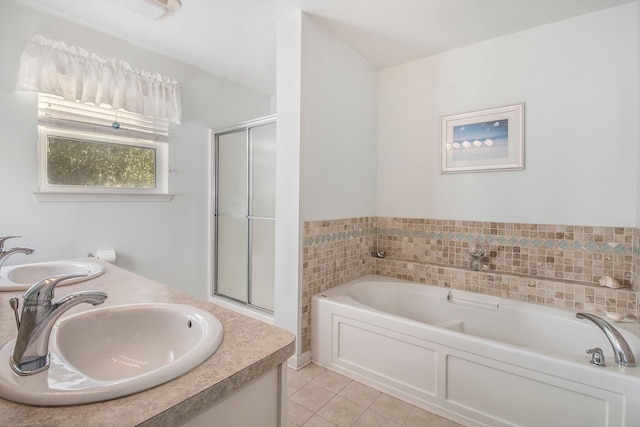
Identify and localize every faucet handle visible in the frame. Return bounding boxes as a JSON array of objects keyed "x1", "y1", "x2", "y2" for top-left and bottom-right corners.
[
  {"x1": 9, "y1": 297, "x2": 20, "y2": 330},
  {"x1": 586, "y1": 347, "x2": 606, "y2": 367},
  {"x1": 0, "y1": 236, "x2": 21, "y2": 252},
  {"x1": 23, "y1": 273, "x2": 89, "y2": 305}
]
